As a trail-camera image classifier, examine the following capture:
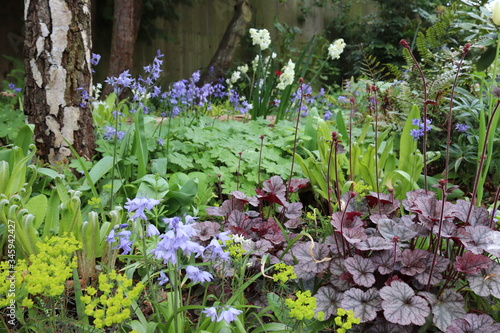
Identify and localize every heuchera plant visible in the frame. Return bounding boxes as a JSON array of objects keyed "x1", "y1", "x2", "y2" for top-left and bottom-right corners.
[{"x1": 282, "y1": 188, "x2": 500, "y2": 332}]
